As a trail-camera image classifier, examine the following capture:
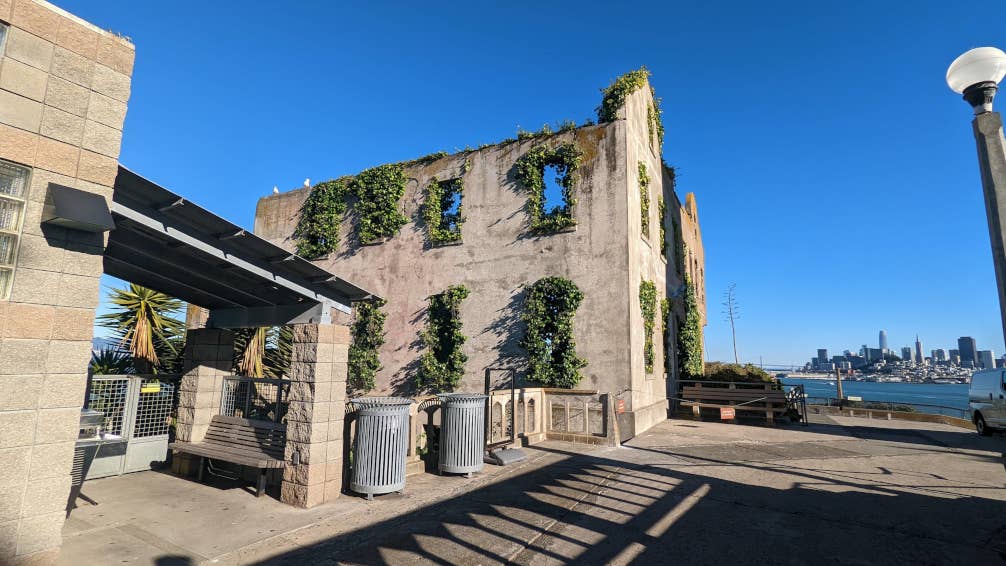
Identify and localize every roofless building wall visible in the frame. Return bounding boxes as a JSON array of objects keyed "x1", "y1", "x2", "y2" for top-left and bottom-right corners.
[{"x1": 255, "y1": 74, "x2": 707, "y2": 439}]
